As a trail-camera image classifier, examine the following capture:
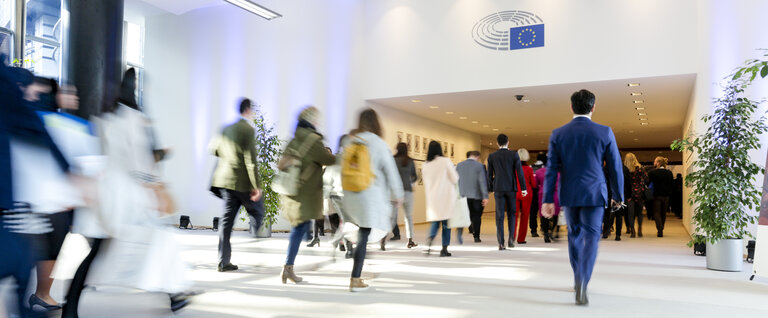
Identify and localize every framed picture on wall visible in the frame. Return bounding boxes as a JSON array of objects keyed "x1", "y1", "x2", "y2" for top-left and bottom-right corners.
[
  {"x1": 414, "y1": 135, "x2": 420, "y2": 154},
  {"x1": 407, "y1": 134, "x2": 413, "y2": 152},
  {"x1": 422, "y1": 137, "x2": 428, "y2": 154},
  {"x1": 443, "y1": 141, "x2": 448, "y2": 154},
  {"x1": 450, "y1": 144, "x2": 455, "y2": 158},
  {"x1": 397, "y1": 131, "x2": 404, "y2": 143}
]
